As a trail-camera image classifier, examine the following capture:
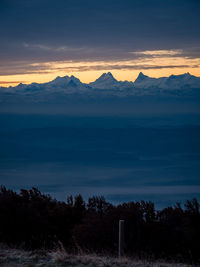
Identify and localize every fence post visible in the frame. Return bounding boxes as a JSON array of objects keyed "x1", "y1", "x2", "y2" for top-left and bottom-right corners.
[{"x1": 118, "y1": 219, "x2": 125, "y2": 257}]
